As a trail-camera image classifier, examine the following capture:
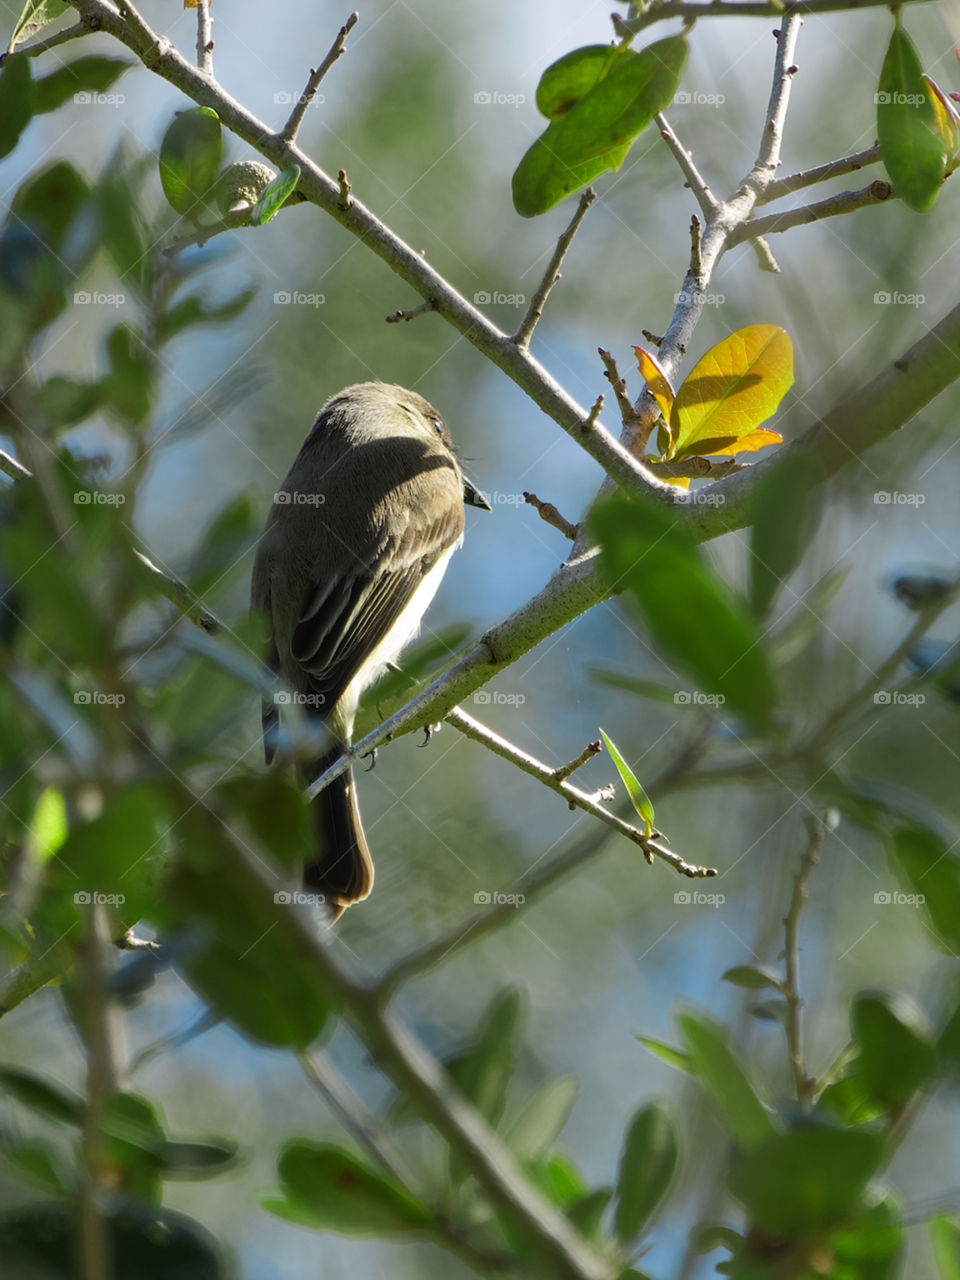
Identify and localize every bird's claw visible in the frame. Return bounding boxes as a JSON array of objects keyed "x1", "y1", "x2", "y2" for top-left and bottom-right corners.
[
  {"x1": 418, "y1": 723, "x2": 441, "y2": 747},
  {"x1": 362, "y1": 747, "x2": 378, "y2": 772}
]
